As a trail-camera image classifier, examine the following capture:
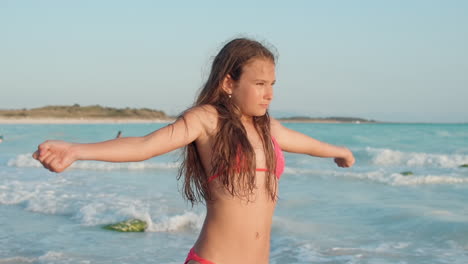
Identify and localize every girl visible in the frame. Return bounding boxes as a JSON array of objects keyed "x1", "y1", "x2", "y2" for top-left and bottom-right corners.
[{"x1": 33, "y1": 38, "x2": 355, "y2": 264}]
